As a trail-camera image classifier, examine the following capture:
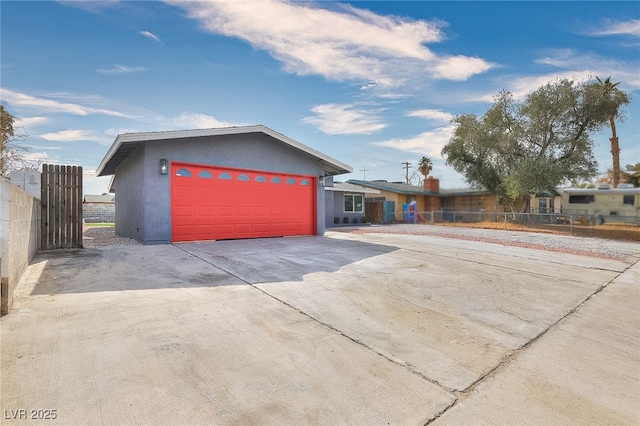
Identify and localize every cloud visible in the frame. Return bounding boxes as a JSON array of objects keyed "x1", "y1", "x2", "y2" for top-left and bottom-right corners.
[
  {"x1": 14, "y1": 116, "x2": 49, "y2": 128},
  {"x1": 303, "y1": 103, "x2": 386, "y2": 135},
  {"x1": 407, "y1": 109, "x2": 454, "y2": 123},
  {"x1": 171, "y1": 112, "x2": 237, "y2": 129},
  {"x1": 139, "y1": 30, "x2": 161, "y2": 43},
  {"x1": 2, "y1": 89, "x2": 129, "y2": 117},
  {"x1": 97, "y1": 65, "x2": 147, "y2": 75},
  {"x1": 40, "y1": 129, "x2": 112, "y2": 145},
  {"x1": 588, "y1": 19, "x2": 640, "y2": 37},
  {"x1": 165, "y1": 0, "x2": 494, "y2": 87},
  {"x1": 534, "y1": 49, "x2": 640, "y2": 90},
  {"x1": 373, "y1": 126, "x2": 455, "y2": 158}
]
